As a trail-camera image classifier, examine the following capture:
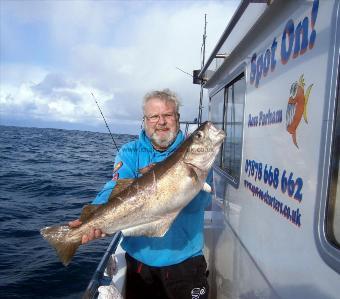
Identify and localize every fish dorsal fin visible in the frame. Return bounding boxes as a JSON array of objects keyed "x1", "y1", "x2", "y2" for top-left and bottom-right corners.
[
  {"x1": 138, "y1": 163, "x2": 156, "y2": 175},
  {"x1": 79, "y1": 204, "x2": 100, "y2": 222},
  {"x1": 79, "y1": 179, "x2": 135, "y2": 222},
  {"x1": 108, "y1": 179, "x2": 135, "y2": 201}
]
